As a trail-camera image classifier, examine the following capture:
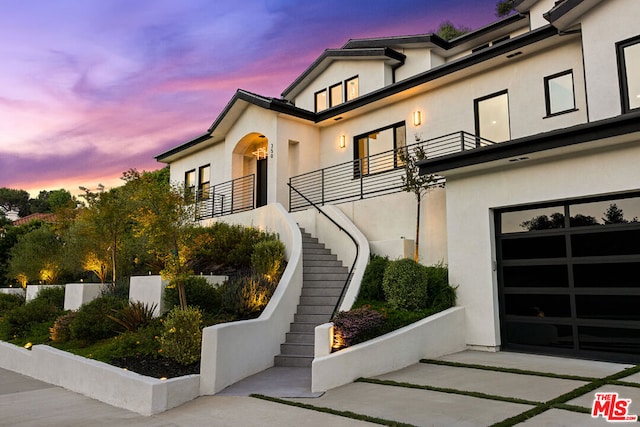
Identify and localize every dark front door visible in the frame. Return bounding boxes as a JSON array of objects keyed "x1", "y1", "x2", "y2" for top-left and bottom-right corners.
[
  {"x1": 256, "y1": 158, "x2": 267, "y2": 207},
  {"x1": 496, "y1": 193, "x2": 640, "y2": 363}
]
